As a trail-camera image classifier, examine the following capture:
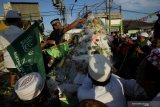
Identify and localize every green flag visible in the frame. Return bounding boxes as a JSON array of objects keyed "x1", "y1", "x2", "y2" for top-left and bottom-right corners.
[{"x1": 7, "y1": 22, "x2": 46, "y2": 80}]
